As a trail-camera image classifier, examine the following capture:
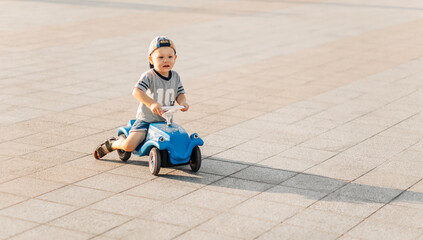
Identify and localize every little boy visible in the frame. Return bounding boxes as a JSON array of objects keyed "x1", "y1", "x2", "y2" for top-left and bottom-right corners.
[{"x1": 94, "y1": 36, "x2": 189, "y2": 159}]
